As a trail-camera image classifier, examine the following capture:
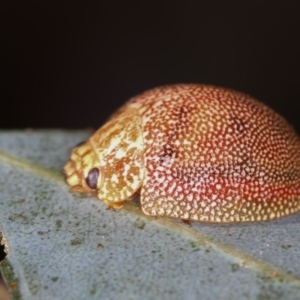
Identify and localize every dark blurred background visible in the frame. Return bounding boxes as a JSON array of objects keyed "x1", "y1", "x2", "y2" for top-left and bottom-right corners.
[{"x1": 1, "y1": 0, "x2": 300, "y2": 132}]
